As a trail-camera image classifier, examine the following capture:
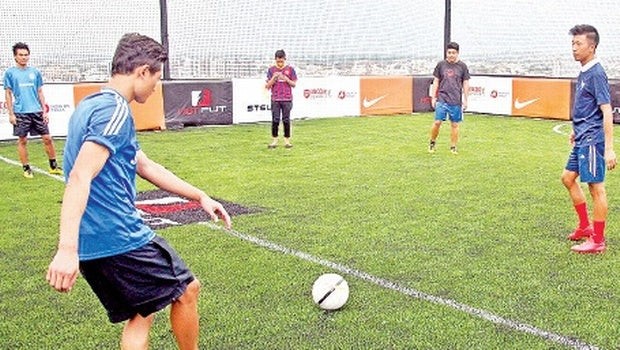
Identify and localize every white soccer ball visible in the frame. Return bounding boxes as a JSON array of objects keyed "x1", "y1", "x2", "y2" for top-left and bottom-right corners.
[{"x1": 312, "y1": 273, "x2": 349, "y2": 310}]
